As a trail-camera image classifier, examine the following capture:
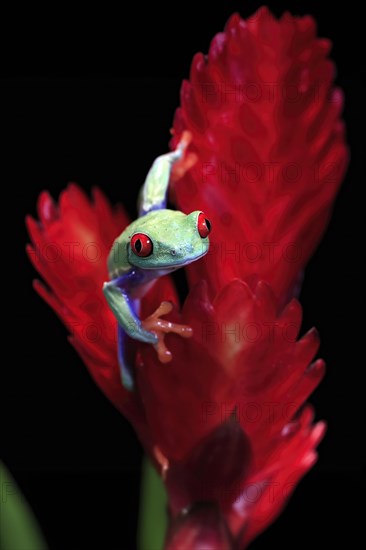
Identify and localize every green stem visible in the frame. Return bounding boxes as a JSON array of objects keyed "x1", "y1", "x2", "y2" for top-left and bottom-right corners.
[{"x1": 137, "y1": 456, "x2": 168, "y2": 550}]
